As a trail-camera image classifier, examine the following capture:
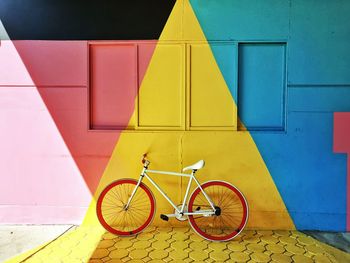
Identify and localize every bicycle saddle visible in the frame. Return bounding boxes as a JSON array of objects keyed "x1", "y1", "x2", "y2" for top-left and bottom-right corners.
[{"x1": 183, "y1": 160, "x2": 205, "y2": 171}]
